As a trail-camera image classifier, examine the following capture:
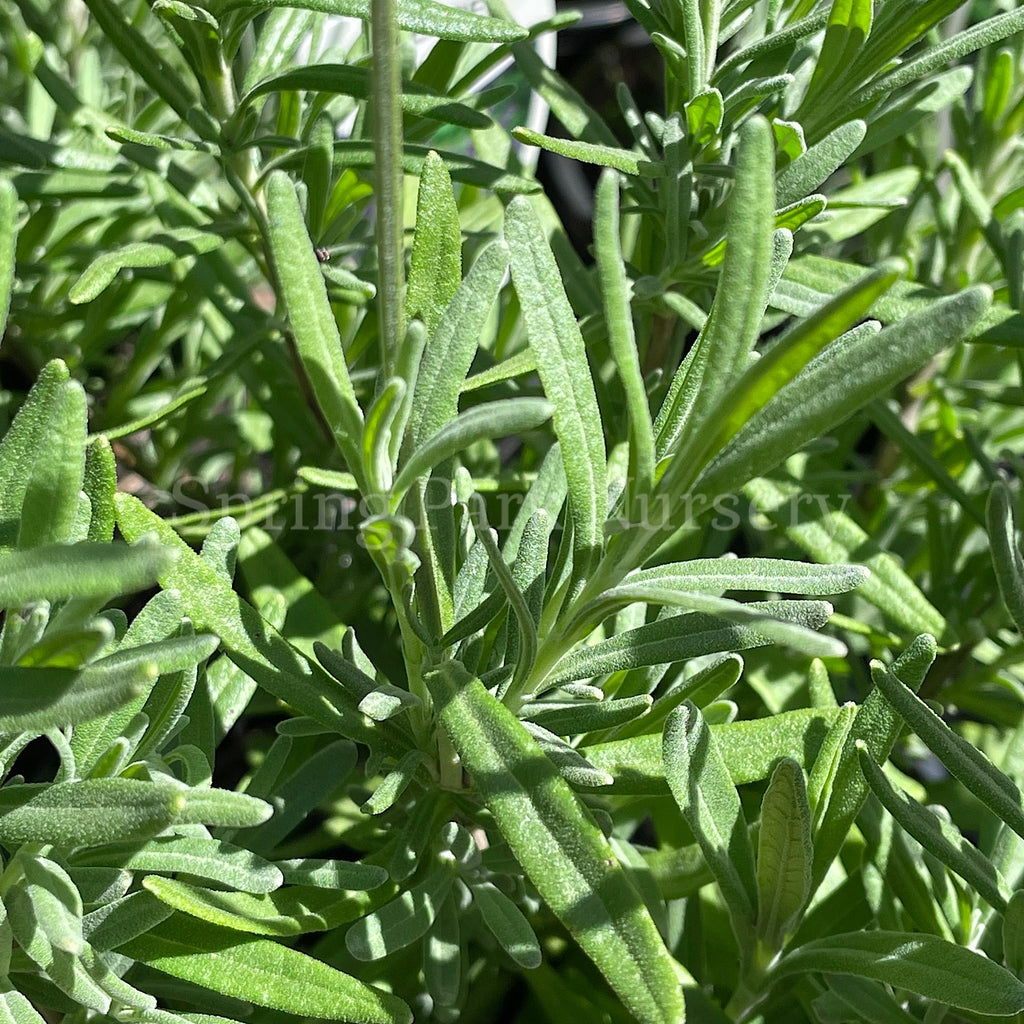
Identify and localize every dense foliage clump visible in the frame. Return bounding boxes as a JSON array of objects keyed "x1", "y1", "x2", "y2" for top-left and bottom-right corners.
[{"x1": 2, "y1": 1, "x2": 1024, "y2": 1022}]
